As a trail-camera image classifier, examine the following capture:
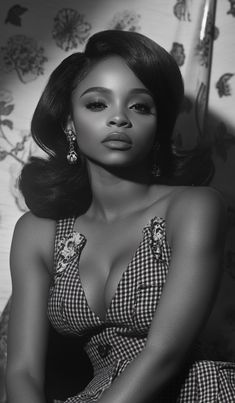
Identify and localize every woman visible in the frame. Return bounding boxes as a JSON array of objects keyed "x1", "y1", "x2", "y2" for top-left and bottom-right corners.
[{"x1": 6, "y1": 30, "x2": 235, "y2": 402}]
